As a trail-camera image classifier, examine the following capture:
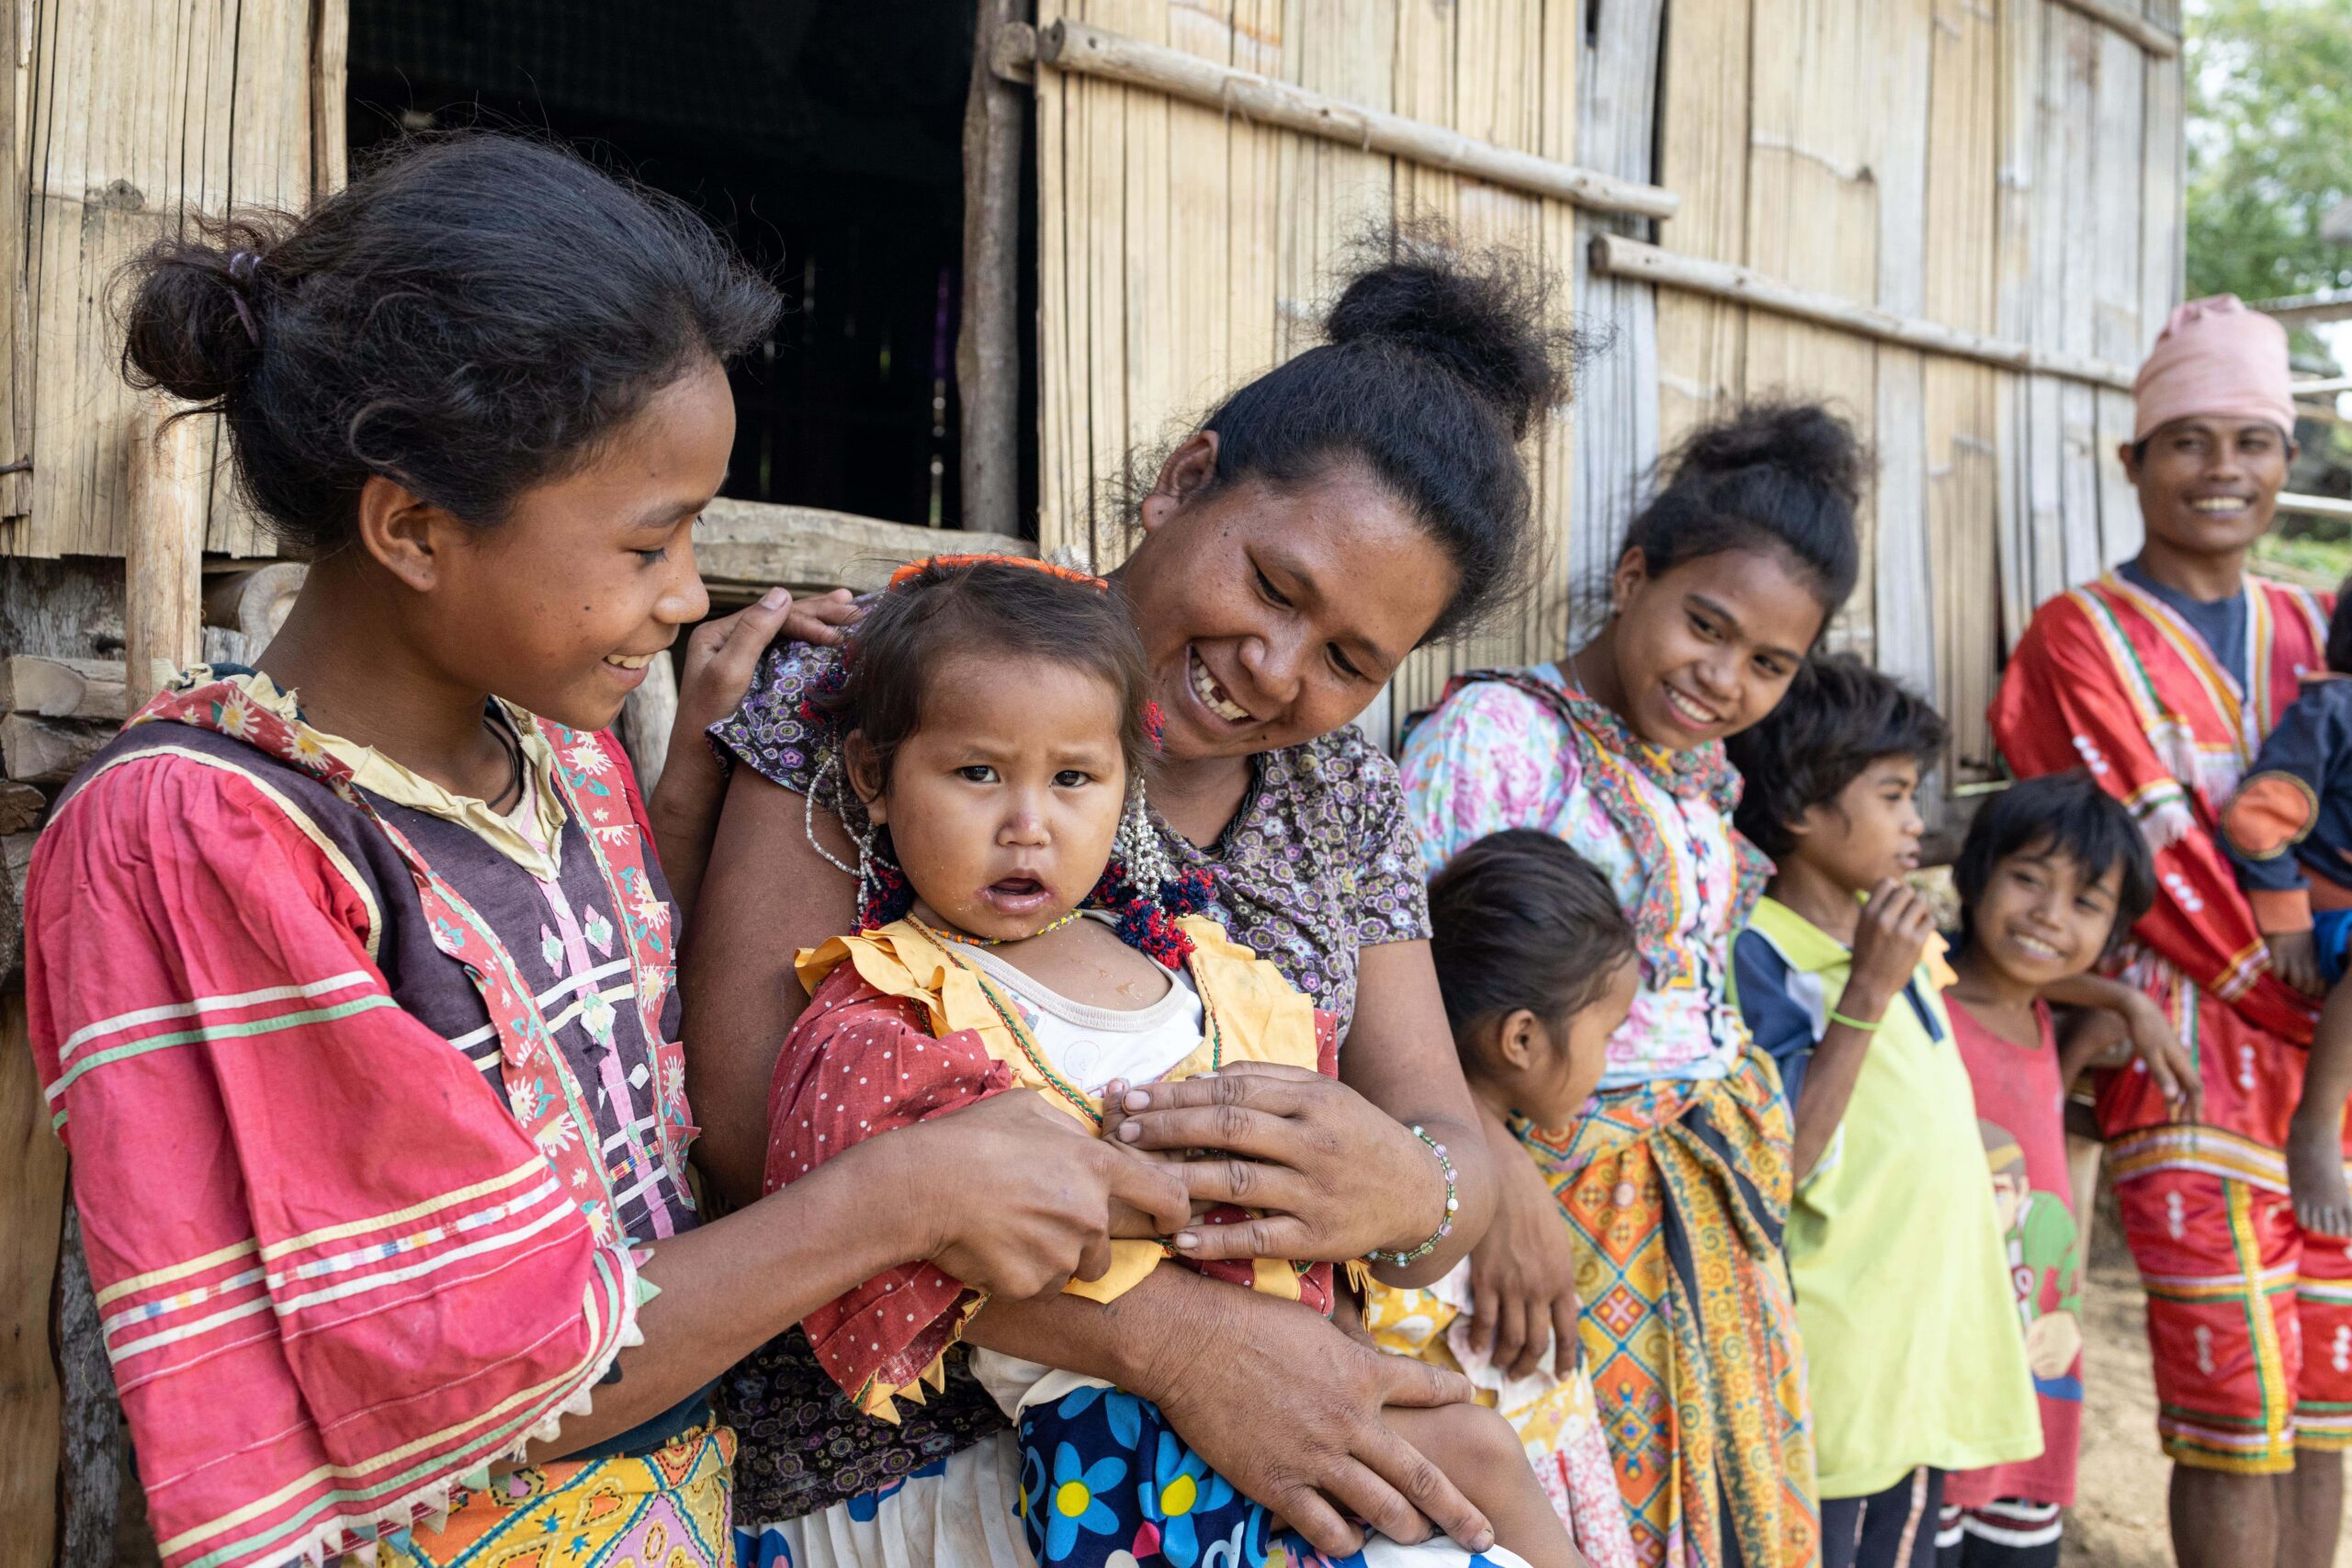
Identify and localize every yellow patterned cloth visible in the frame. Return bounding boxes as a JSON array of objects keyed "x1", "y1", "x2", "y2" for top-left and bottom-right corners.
[
  {"x1": 1366, "y1": 1266, "x2": 1639, "y2": 1568},
  {"x1": 1520, "y1": 1048, "x2": 1819, "y2": 1568},
  {"x1": 356, "y1": 1425, "x2": 734, "y2": 1568}
]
